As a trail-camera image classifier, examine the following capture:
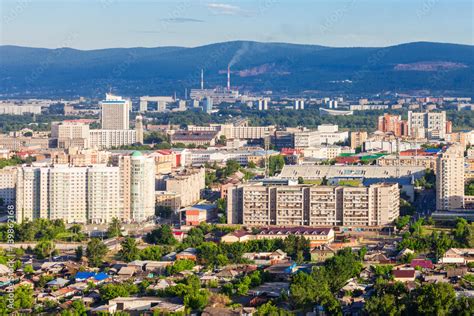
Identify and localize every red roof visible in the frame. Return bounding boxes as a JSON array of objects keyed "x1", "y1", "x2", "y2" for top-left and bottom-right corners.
[
  {"x1": 393, "y1": 269, "x2": 415, "y2": 278},
  {"x1": 156, "y1": 149, "x2": 172, "y2": 155},
  {"x1": 336, "y1": 156, "x2": 360, "y2": 164},
  {"x1": 410, "y1": 259, "x2": 433, "y2": 269}
]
